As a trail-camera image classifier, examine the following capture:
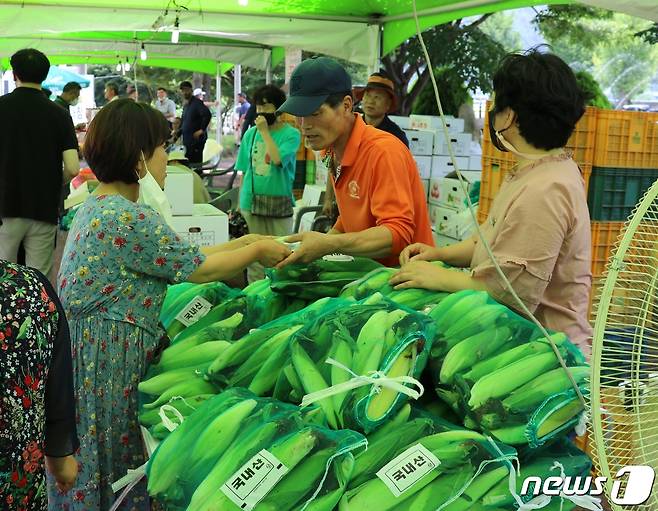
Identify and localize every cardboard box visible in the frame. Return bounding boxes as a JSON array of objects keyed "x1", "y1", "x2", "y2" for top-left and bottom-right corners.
[
  {"x1": 428, "y1": 172, "x2": 481, "y2": 209},
  {"x1": 413, "y1": 155, "x2": 432, "y2": 179},
  {"x1": 164, "y1": 167, "x2": 194, "y2": 215},
  {"x1": 430, "y1": 156, "x2": 469, "y2": 178},
  {"x1": 169, "y1": 204, "x2": 229, "y2": 247},
  {"x1": 421, "y1": 179, "x2": 429, "y2": 201},
  {"x1": 433, "y1": 132, "x2": 472, "y2": 156},
  {"x1": 432, "y1": 229, "x2": 458, "y2": 248},
  {"x1": 404, "y1": 129, "x2": 435, "y2": 156},
  {"x1": 429, "y1": 204, "x2": 476, "y2": 240},
  {"x1": 468, "y1": 155, "x2": 483, "y2": 171},
  {"x1": 388, "y1": 115, "x2": 411, "y2": 129},
  {"x1": 409, "y1": 114, "x2": 465, "y2": 133}
]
